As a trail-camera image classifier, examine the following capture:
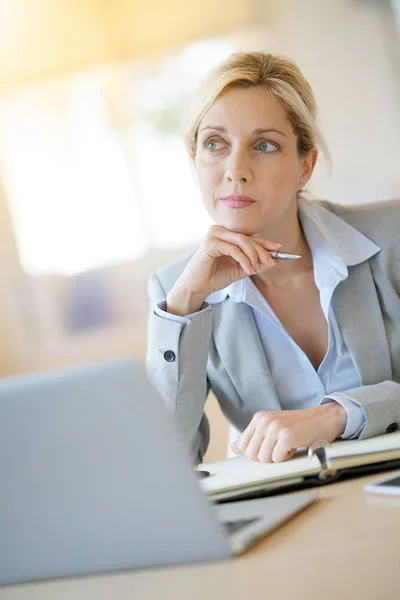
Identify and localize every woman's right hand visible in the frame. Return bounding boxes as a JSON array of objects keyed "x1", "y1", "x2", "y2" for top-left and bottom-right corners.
[{"x1": 166, "y1": 225, "x2": 282, "y2": 316}]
